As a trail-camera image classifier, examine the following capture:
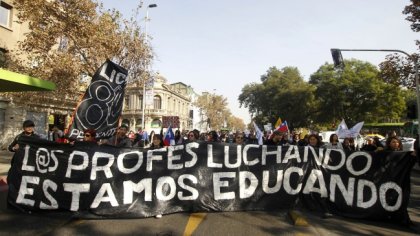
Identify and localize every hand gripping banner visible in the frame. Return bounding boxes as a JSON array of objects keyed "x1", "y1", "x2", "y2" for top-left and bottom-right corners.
[
  {"x1": 7, "y1": 137, "x2": 416, "y2": 224},
  {"x1": 67, "y1": 60, "x2": 128, "y2": 140}
]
